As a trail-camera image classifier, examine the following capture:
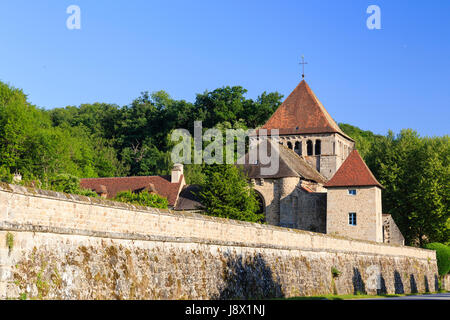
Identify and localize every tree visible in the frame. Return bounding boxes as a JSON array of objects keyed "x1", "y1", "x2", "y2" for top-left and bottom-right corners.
[
  {"x1": 196, "y1": 164, "x2": 263, "y2": 223},
  {"x1": 341, "y1": 124, "x2": 450, "y2": 246},
  {"x1": 0, "y1": 81, "x2": 124, "y2": 181}
]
